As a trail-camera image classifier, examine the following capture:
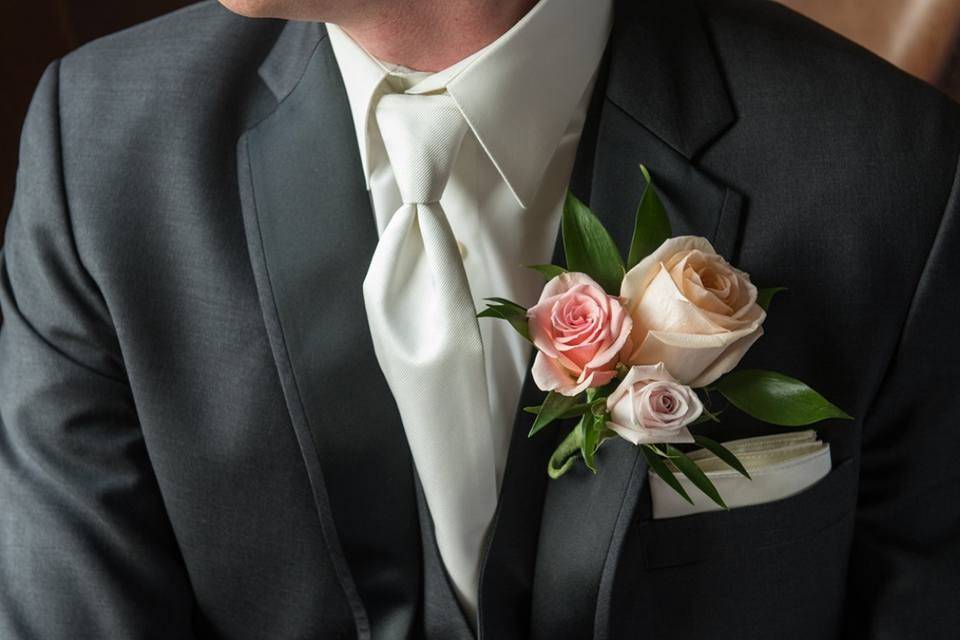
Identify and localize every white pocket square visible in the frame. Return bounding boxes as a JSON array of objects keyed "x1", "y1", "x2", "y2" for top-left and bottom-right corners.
[{"x1": 650, "y1": 430, "x2": 831, "y2": 519}]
